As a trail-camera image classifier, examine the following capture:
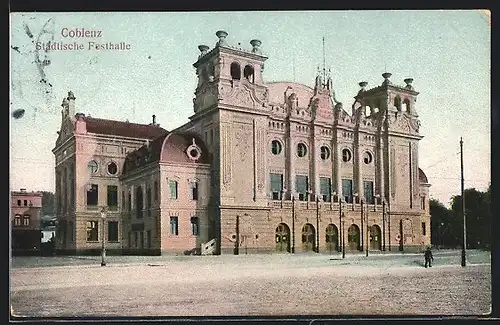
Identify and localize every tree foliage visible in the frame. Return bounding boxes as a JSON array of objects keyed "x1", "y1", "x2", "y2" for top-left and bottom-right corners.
[
  {"x1": 40, "y1": 191, "x2": 56, "y2": 216},
  {"x1": 431, "y1": 185, "x2": 491, "y2": 249}
]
